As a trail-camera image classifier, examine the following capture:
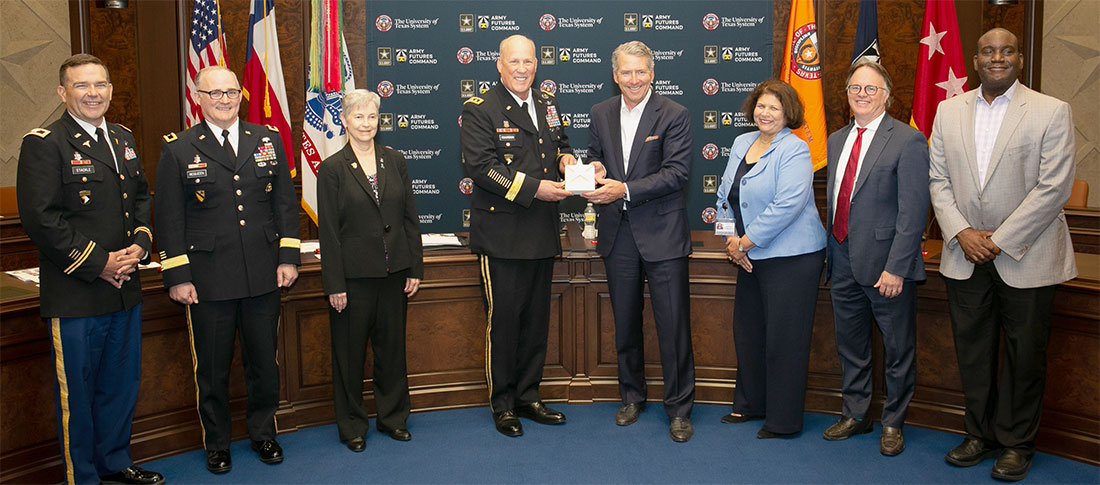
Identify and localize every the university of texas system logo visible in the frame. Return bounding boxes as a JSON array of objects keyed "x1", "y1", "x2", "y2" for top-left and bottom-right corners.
[
  {"x1": 376, "y1": 15, "x2": 393, "y2": 32},
  {"x1": 789, "y1": 22, "x2": 821, "y2": 80},
  {"x1": 539, "y1": 14, "x2": 556, "y2": 31}
]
